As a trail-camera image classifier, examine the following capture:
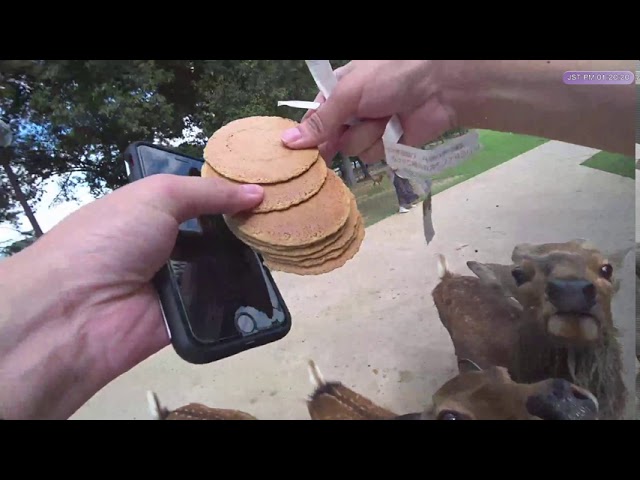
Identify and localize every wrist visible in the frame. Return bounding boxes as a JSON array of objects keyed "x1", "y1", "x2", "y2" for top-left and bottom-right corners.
[
  {"x1": 0, "y1": 247, "x2": 101, "y2": 419},
  {"x1": 438, "y1": 60, "x2": 525, "y2": 130},
  {"x1": 438, "y1": 60, "x2": 635, "y2": 155}
]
